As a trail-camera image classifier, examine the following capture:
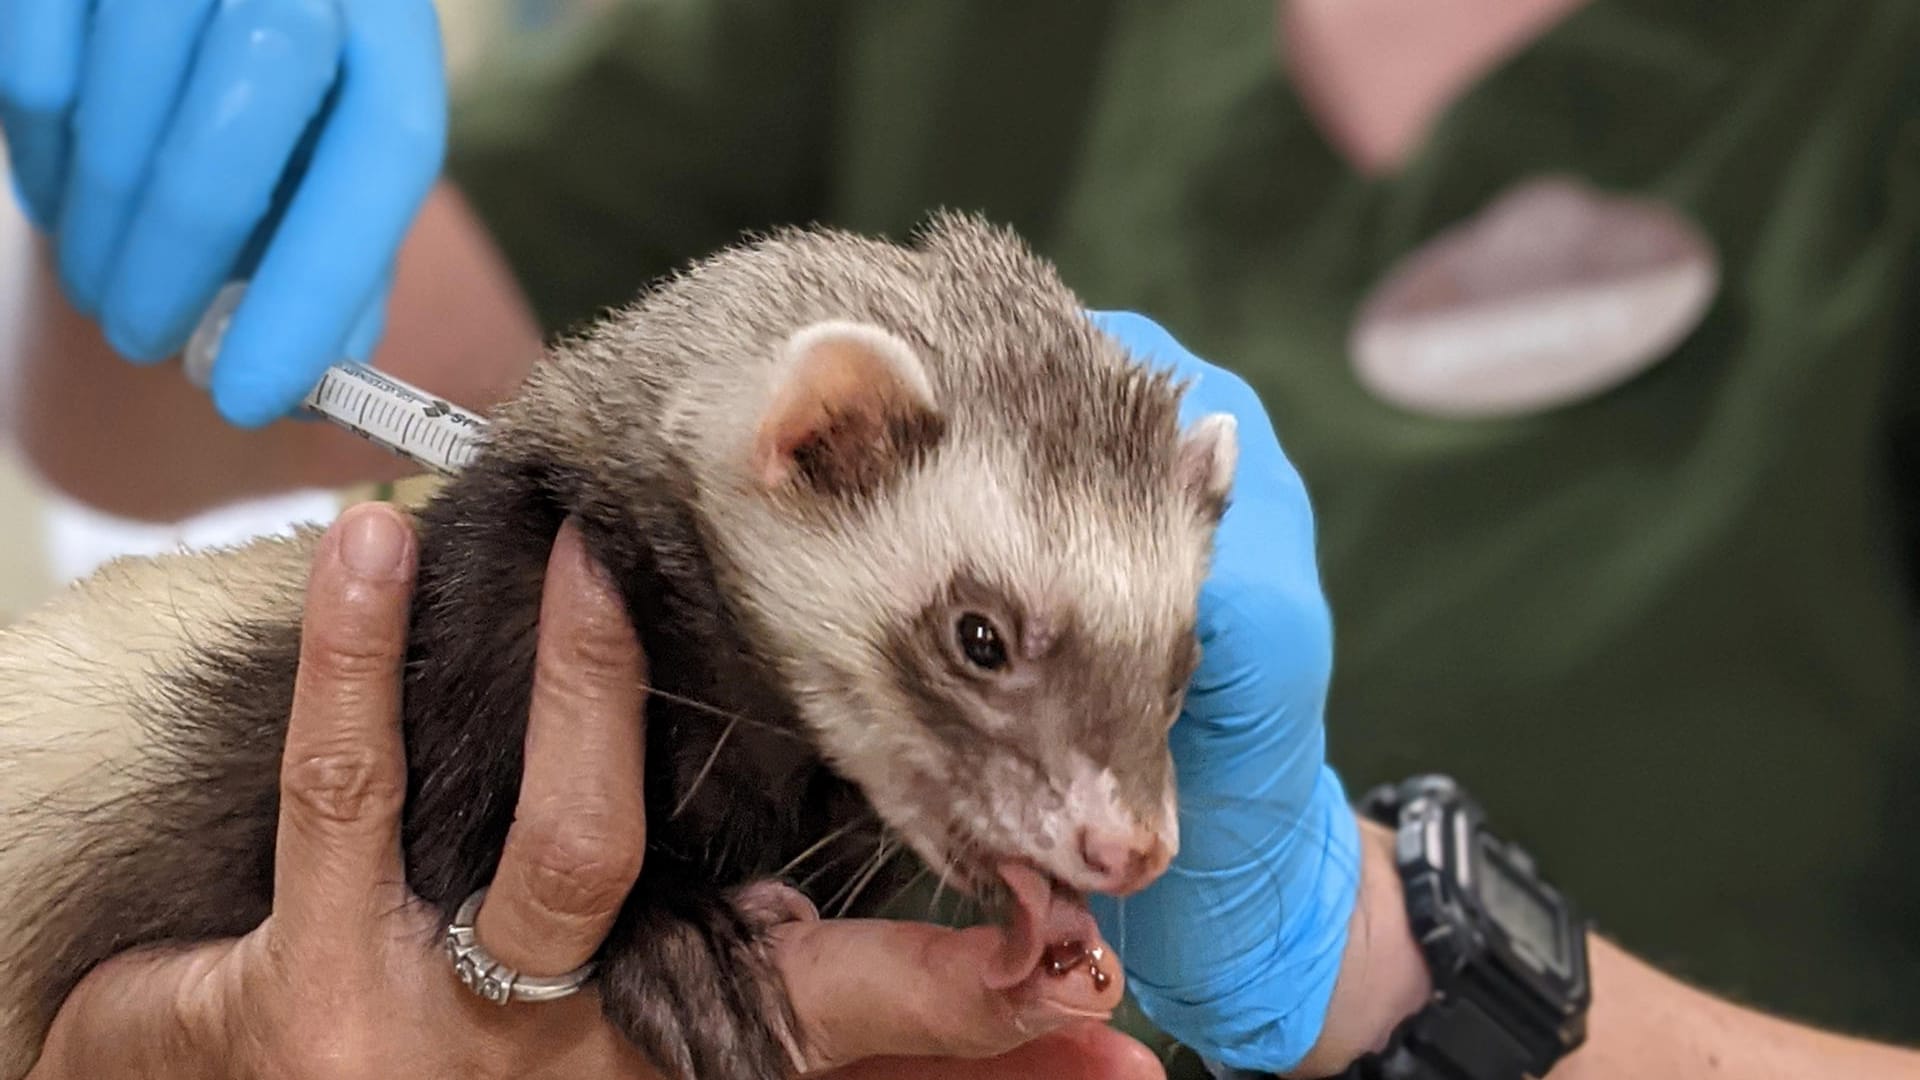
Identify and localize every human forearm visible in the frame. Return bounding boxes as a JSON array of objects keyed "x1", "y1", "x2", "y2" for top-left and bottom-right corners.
[
  {"x1": 4, "y1": 245, "x2": 400, "y2": 522},
  {"x1": 0, "y1": 183, "x2": 542, "y2": 522},
  {"x1": 1555, "y1": 938, "x2": 1920, "y2": 1080},
  {"x1": 1279, "y1": 819, "x2": 1432, "y2": 1076},
  {"x1": 1295, "y1": 818, "x2": 1920, "y2": 1079}
]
